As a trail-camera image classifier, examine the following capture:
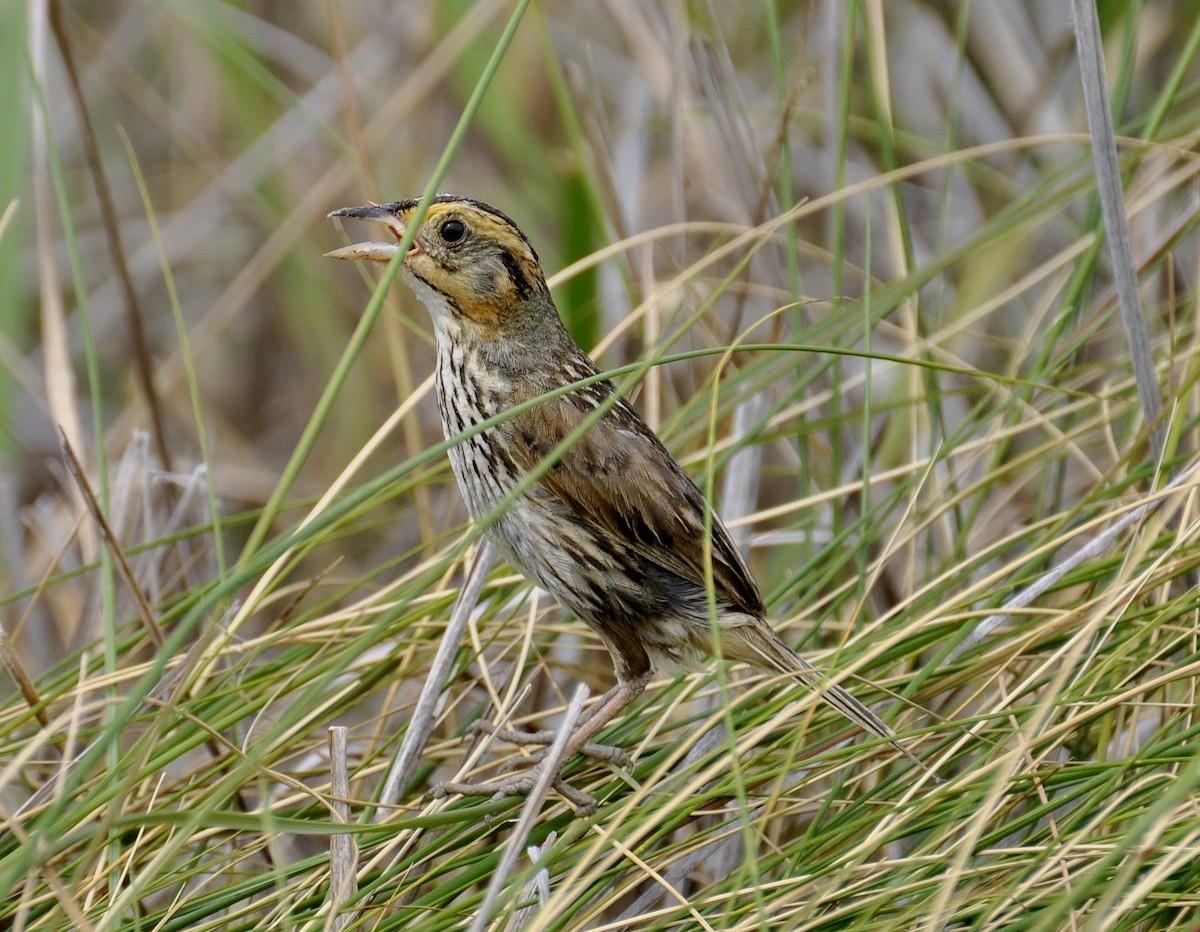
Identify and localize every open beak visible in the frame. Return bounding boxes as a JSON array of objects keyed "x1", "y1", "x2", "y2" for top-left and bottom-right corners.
[{"x1": 325, "y1": 204, "x2": 406, "y2": 262}]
